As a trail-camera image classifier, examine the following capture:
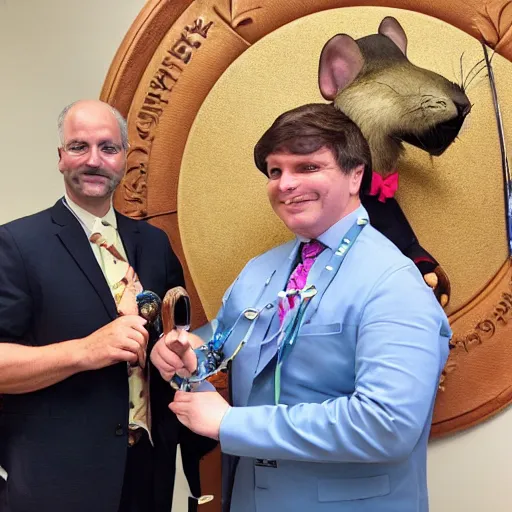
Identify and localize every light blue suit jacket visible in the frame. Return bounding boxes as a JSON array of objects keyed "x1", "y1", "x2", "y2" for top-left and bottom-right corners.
[{"x1": 214, "y1": 206, "x2": 450, "y2": 512}]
